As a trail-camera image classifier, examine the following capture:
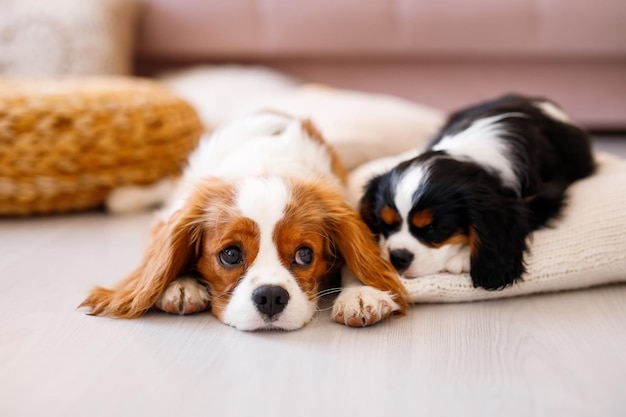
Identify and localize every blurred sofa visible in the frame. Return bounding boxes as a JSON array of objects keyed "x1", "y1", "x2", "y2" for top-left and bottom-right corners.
[{"x1": 134, "y1": 0, "x2": 626, "y2": 130}]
